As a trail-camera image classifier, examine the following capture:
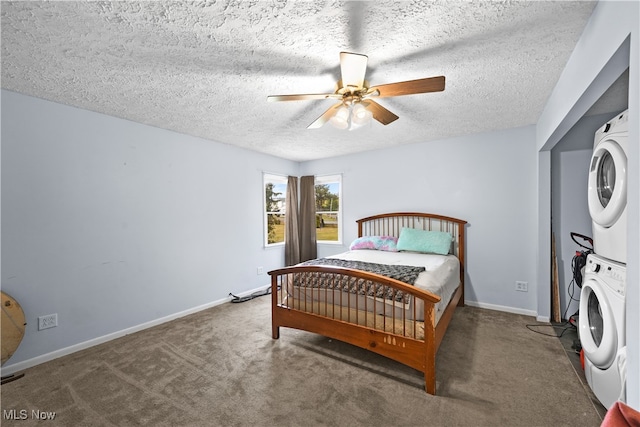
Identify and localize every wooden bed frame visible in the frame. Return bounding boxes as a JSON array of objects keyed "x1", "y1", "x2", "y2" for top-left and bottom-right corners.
[{"x1": 268, "y1": 212, "x2": 467, "y2": 394}]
